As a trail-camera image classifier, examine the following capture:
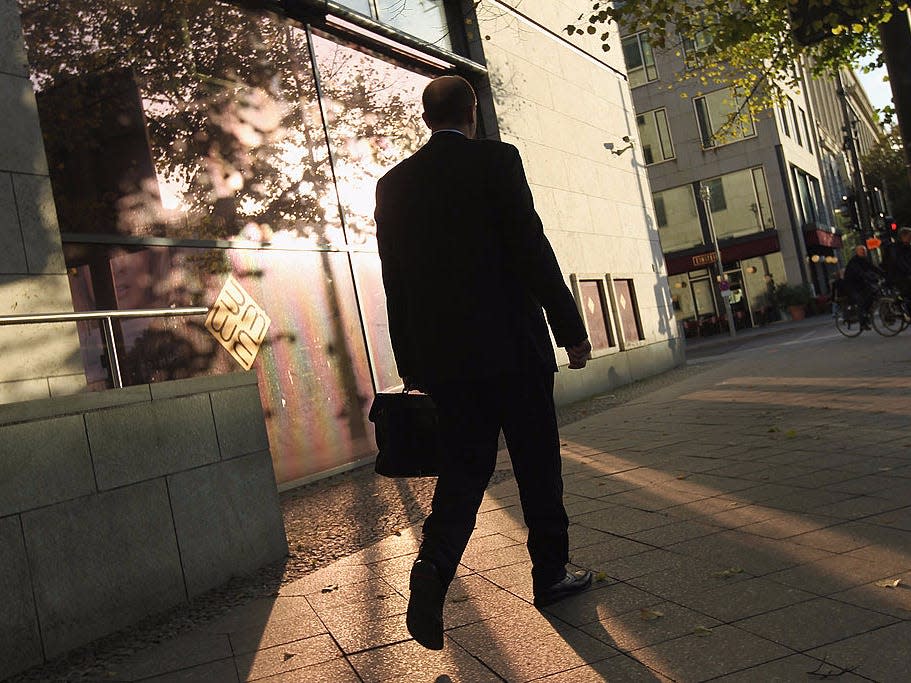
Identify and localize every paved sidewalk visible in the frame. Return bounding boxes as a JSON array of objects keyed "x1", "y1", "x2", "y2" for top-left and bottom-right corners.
[{"x1": 51, "y1": 329, "x2": 911, "y2": 681}]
